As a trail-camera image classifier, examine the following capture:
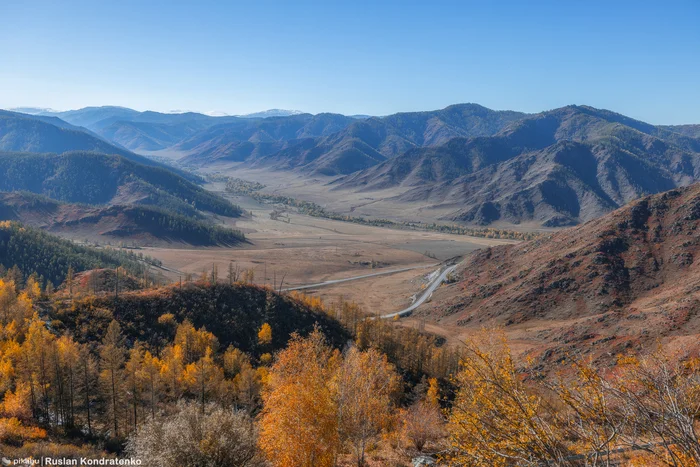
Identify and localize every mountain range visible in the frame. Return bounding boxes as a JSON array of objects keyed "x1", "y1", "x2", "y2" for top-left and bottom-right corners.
[
  {"x1": 335, "y1": 105, "x2": 700, "y2": 226},
  {"x1": 3, "y1": 102, "x2": 700, "y2": 228}
]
